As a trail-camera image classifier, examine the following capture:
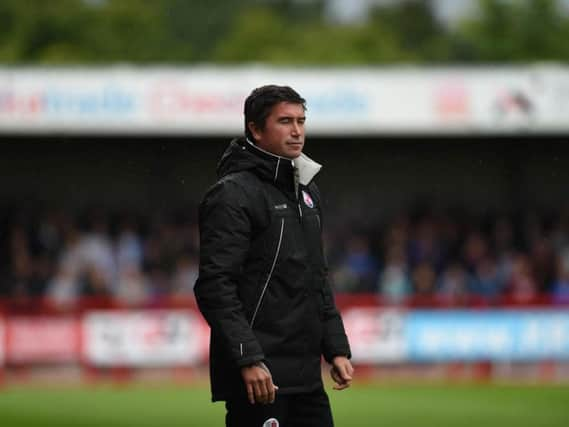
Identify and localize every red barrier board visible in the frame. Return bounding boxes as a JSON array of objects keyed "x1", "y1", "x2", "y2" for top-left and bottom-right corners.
[
  {"x1": 6, "y1": 317, "x2": 79, "y2": 363},
  {"x1": 0, "y1": 317, "x2": 4, "y2": 366}
]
